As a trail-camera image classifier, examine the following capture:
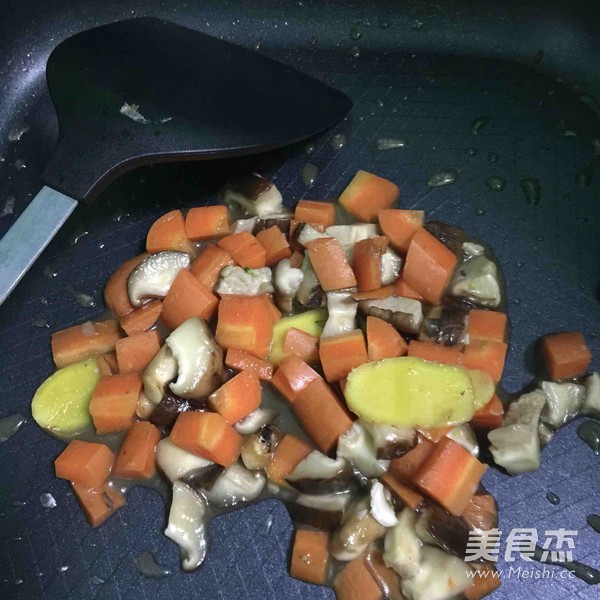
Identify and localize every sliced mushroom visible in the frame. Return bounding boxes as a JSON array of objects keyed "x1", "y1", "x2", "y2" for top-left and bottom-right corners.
[
  {"x1": 166, "y1": 318, "x2": 224, "y2": 400},
  {"x1": 252, "y1": 211, "x2": 294, "y2": 234},
  {"x1": 462, "y1": 241, "x2": 485, "y2": 259},
  {"x1": 419, "y1": 304, "x2": 468, "y2": 347},
  {"x1": 540, "y1": 381, "x2": 585, "y2": 428},
  {"x1": 164, "y1": 481, "x2": 209, "y2": 571},
  {"x1": 450, "y1": 254, "x2": 501, "y2": 308},
  {"x1": 296, "y1": 254, "x2": 325, "y2": 308},
  {"x1": 286, "y1": 450, "x2": 353, "y2": 494},
  {"x1": 241, "y1": 424, "x2": 281, "y2": 470},
  {"x1": 370, "y1": 480, "x2": 398, "y2": 527},
  {"x1": 274, "y1": 258, "x2": 304, "y2": 313},
  {"x1": 360, "y1": 422, "x2": 417, "y2": 459},
  {"x1": 415, "y1": 504, "x2": 471, "y2": 561},
  {"x1": 359, "y1": 296, "x2": 423, "y2": 335},
  {"x1": 128, "y1": 251, "x2": 191, "y2": 307},
  {"x1": 321, "y1": 291, "x2": 358, "y2": 338},
  {"x1": 380, "y1": 248, "x2": 402, "y2": 286},
  {"x1": 330, "y1": 497, "x2": 385, "y2": 561},
  {"x1": 446, "y1": 424, "x2": 479, "y2": 457},
  {"x1": 582, "y1": 372, "x2": 600, "y2": 417},
  {"x1": 156, "y1": 438, "x2": 215, "y2": 484},
  {"x1": 461, "y1": 487, "x2": 498, "y2": 532},
  {"x1": 222, "y1": 173, "x2": 283, "y2": 218},
  {"x1": 424, "y1": 221, "x2": 466, "y2": 255},
  {"x1": 150, "y1": 391, "x2": 207, "y2": 434},
  {"x1": 538, "y1": 421, "x2": 555, "y2": 447},
  {"x1": 337, "y1": 422, "x2": 390, "y2": 478},
  {"x1": 288, "y1": 490, "x2": 352, "y2": 531},
  {"x1": 401, "y1": 546, "x2": 472, "y2": 600},
  {"x1": 143, "y1": 344, "x2": 179, "y2": 406},
  {"x1": 231, "y1": 216, "x2": 258, "y2": 234},
  {"x1": 383, "y1": 508, "x2": 422, "y2": 579},
  {"x1": 136, "y1": 391, "x2": 155, "y2": 419},
  {"x1": 488, "y1": 390, "x2": 546, "y2": 474},
  {"x1": 234, "y1": 408, "x2": 278, "y2": 435},
  {"x1": 202, "y1": 463, "x2": 267, "y2": 507},
  {"x1": 296, "y1": 223, "x2": 328, "y2": 247},
  {"x1": 215, "y1": 265, "x2": 273, "y2": 296}
]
